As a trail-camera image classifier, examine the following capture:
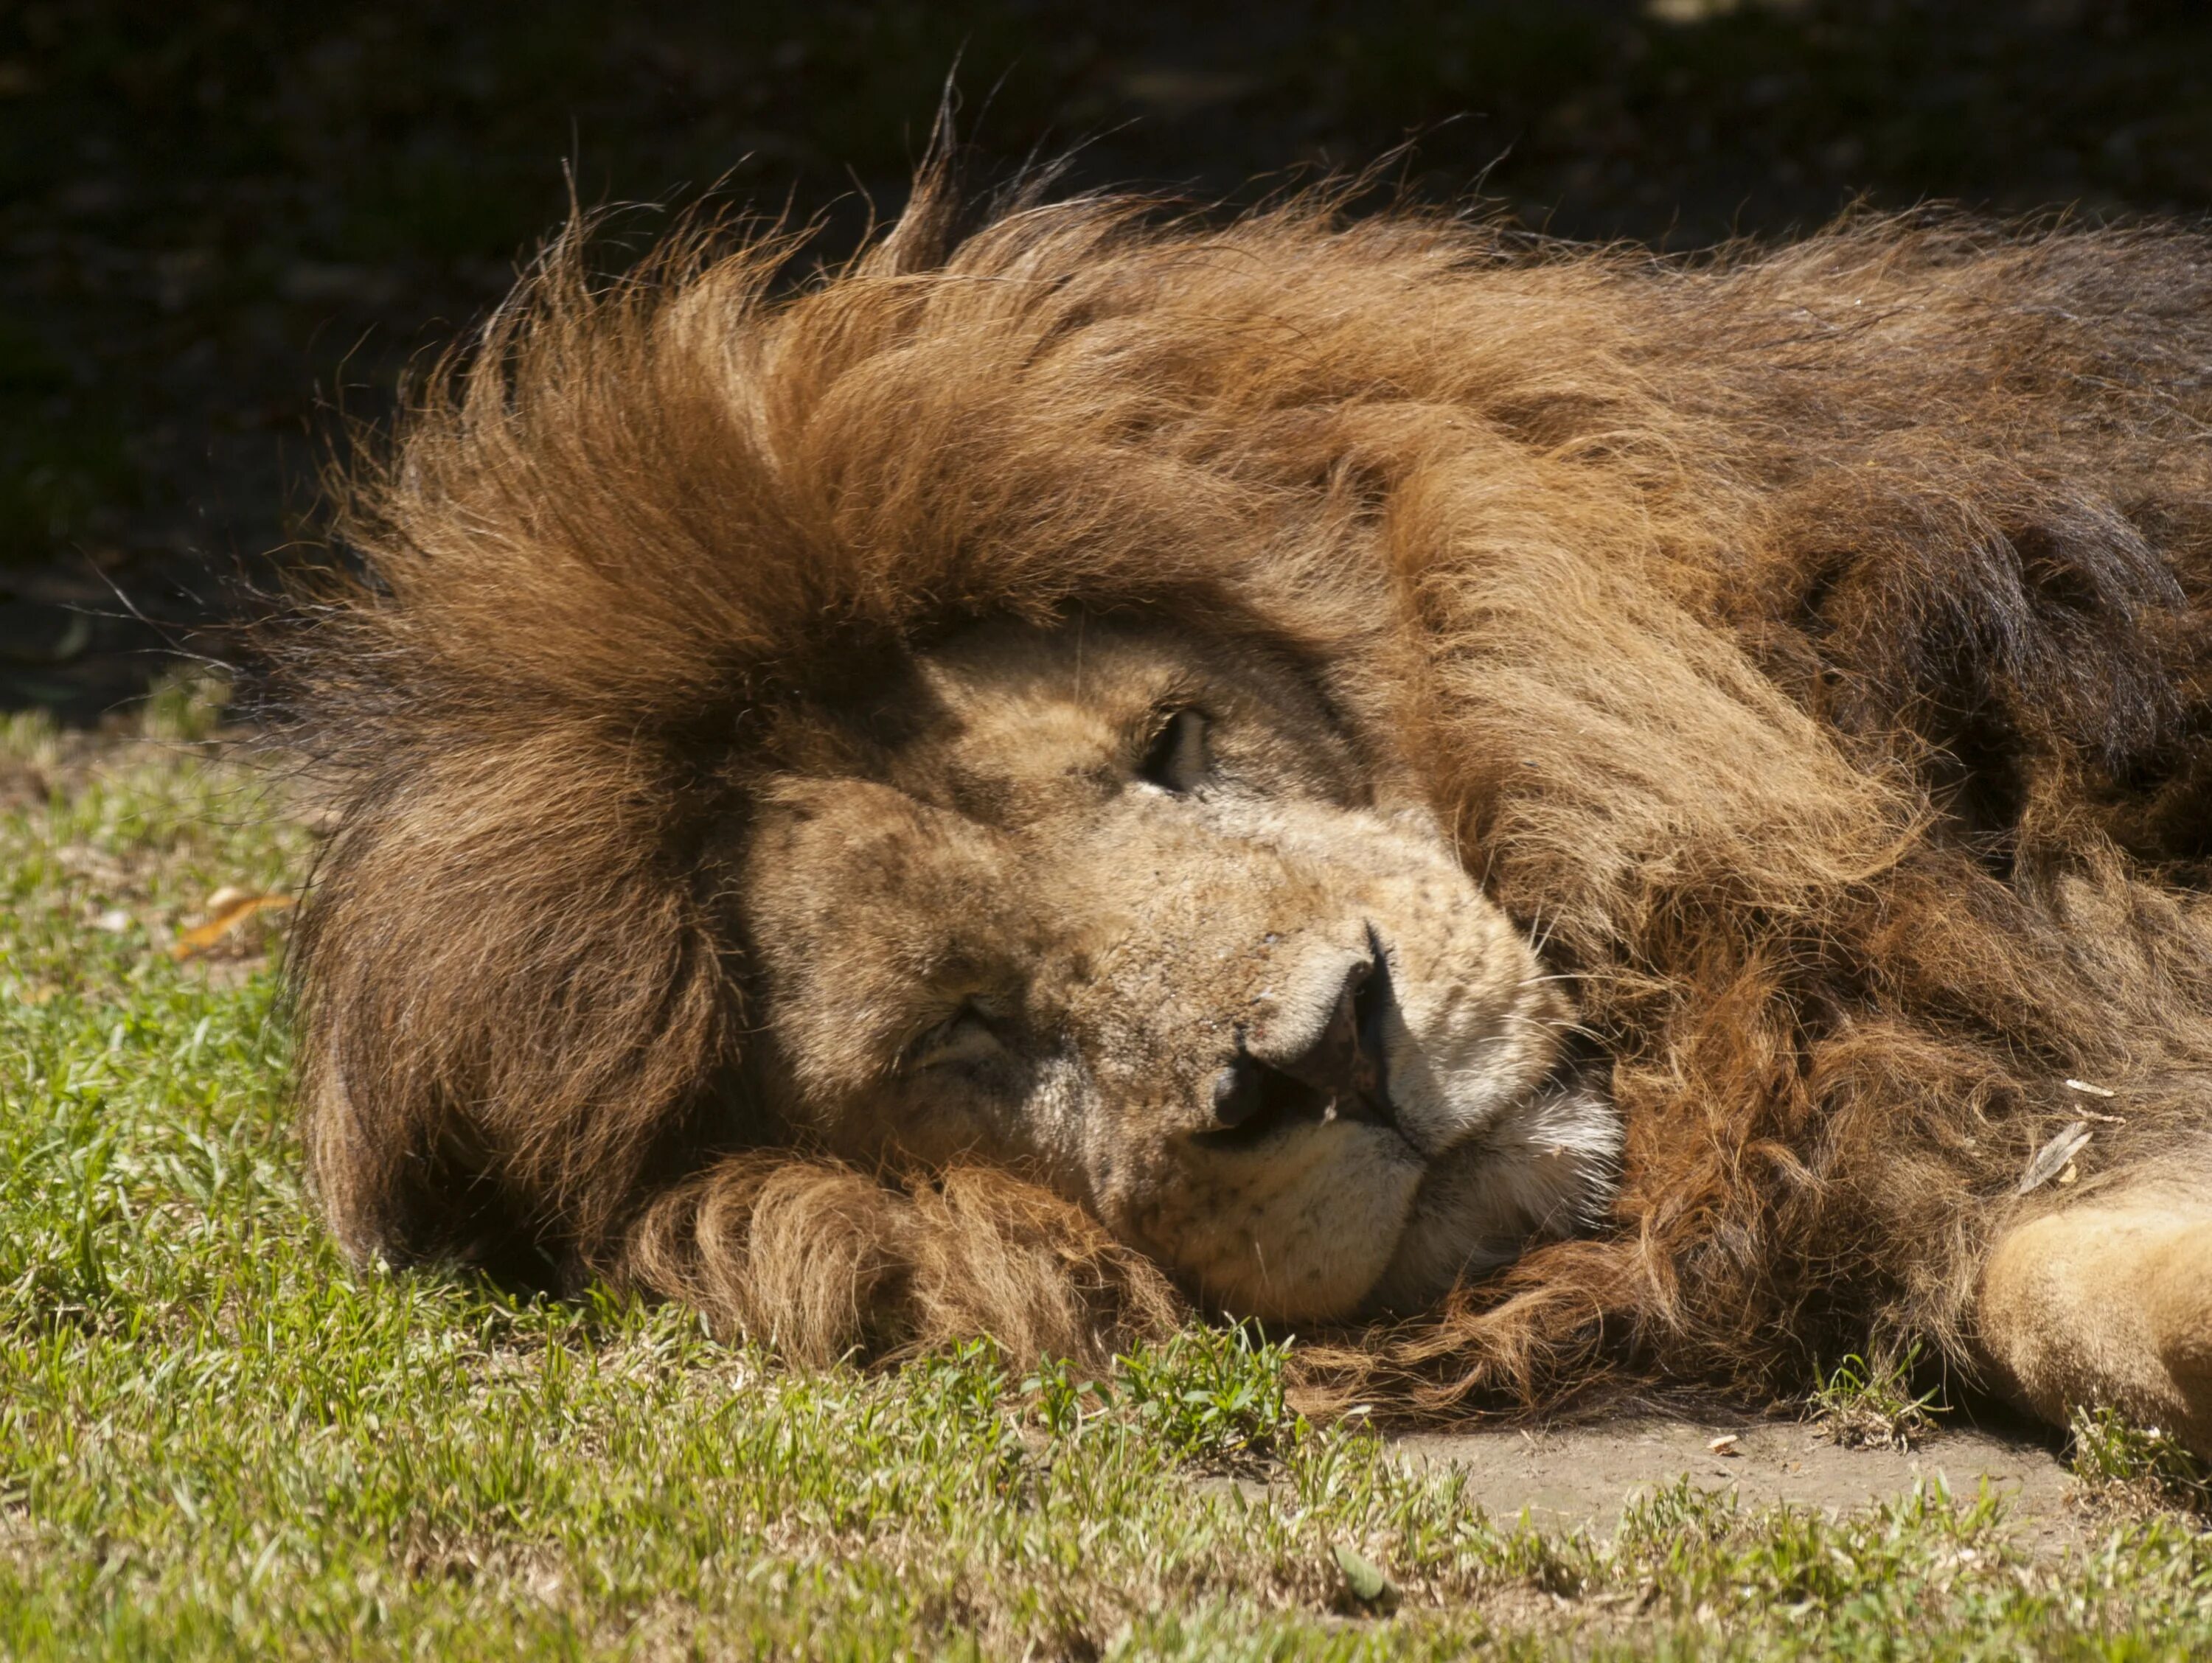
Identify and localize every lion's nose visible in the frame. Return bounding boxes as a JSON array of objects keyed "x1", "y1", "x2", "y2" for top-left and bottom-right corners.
[
  {"x1": 1209, "y1": 1053, "x2": 1270, "y2": 1129},
  {"x1": 1271, "y1": 952, "x2": 1392, "y2": 1118},
  {"x1": 1205, "y1": 950, "x2": 1396, "y2": 1143}
]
